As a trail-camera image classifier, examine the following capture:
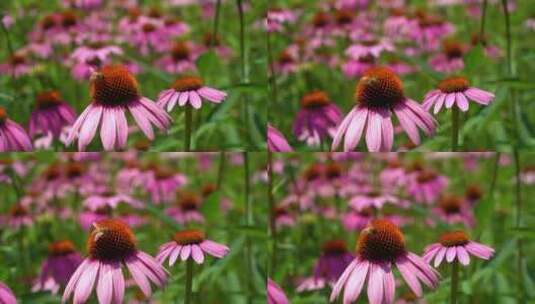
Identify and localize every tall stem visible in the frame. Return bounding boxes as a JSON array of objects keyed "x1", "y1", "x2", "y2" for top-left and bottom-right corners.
[
  {"x1": 450, "y1": 261, "x2": 459, "y2": 304},
  {"x1": 235, "y1": 0, "x2": 250, "y2": 145},
  {"x1": 501, "y1": 0, "x2": 519, "y2": 139},
  {"x1": 211, "y1": 0, "x2": 222, "y2": 49},
  {"x1": 216, "y1": 151, "x2": 226, "y2": 190},
  {"x1": 267, "y1": 151, "x2": 276, "y2": 276},
  {"x1": 451, "y1": 107, "x2": 460, "y2": 151},
  {"x1": 184, "y1": 106, "x2": 192, "y2": 151},
  {"x1": 513, "y1": 150, "x2": 525, "y2": 303},
  {"x1": 479, "y1": 0, "x2": 488, "y2": 40},
  {"x1": 184, "y1": 259, "x2": 194, "y2": 304},
  {"x1": 0, "y1": 19, "x2": 16, "y2": 85},
  {"x1": 266, "y1": 20, "x2": 278, "y2": 106},
  {"x1": 243, "y1": 151, "x2": 254, "y2": 304}
]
